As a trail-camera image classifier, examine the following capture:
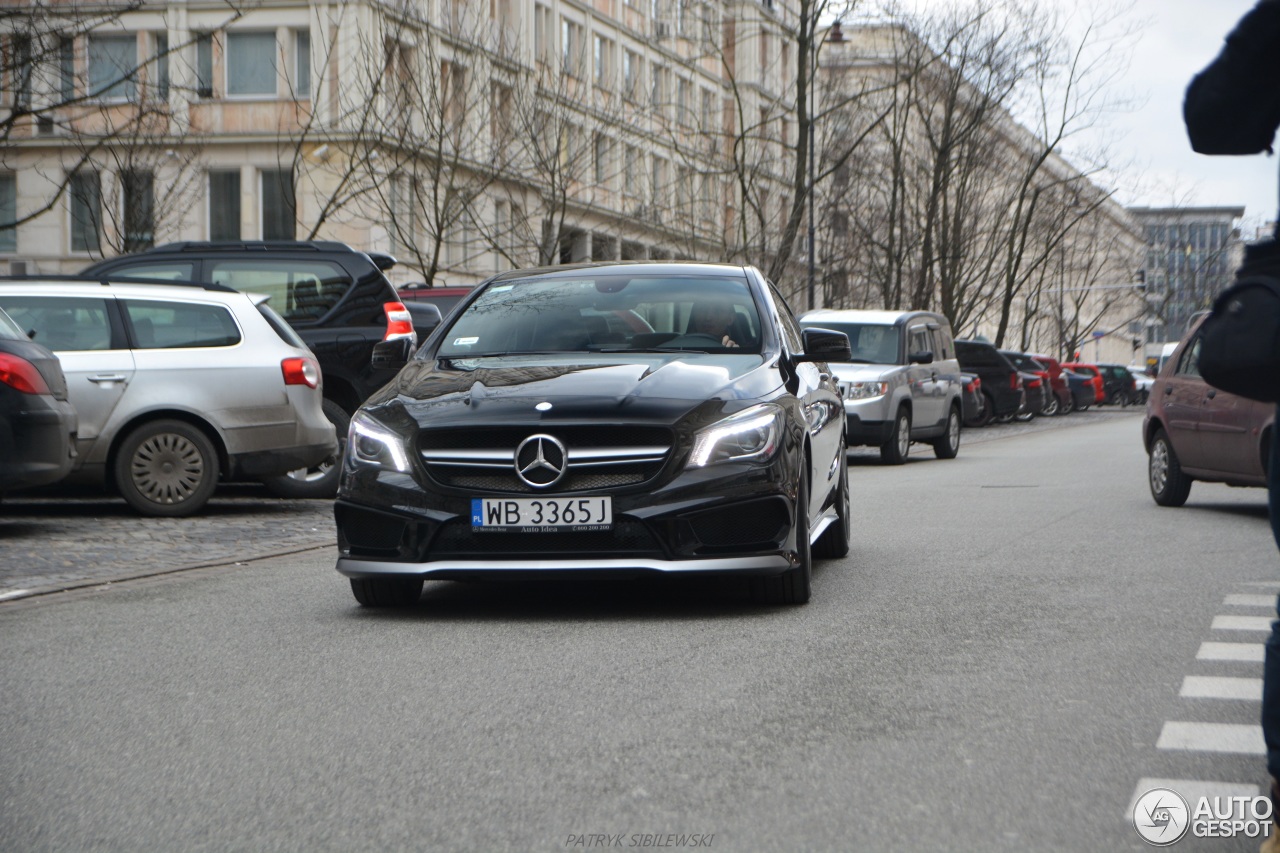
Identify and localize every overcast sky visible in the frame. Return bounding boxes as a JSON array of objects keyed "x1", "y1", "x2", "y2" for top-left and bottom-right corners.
[{"x1": 876, "y1": 0, "x2": 1276, "y2": 231}]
